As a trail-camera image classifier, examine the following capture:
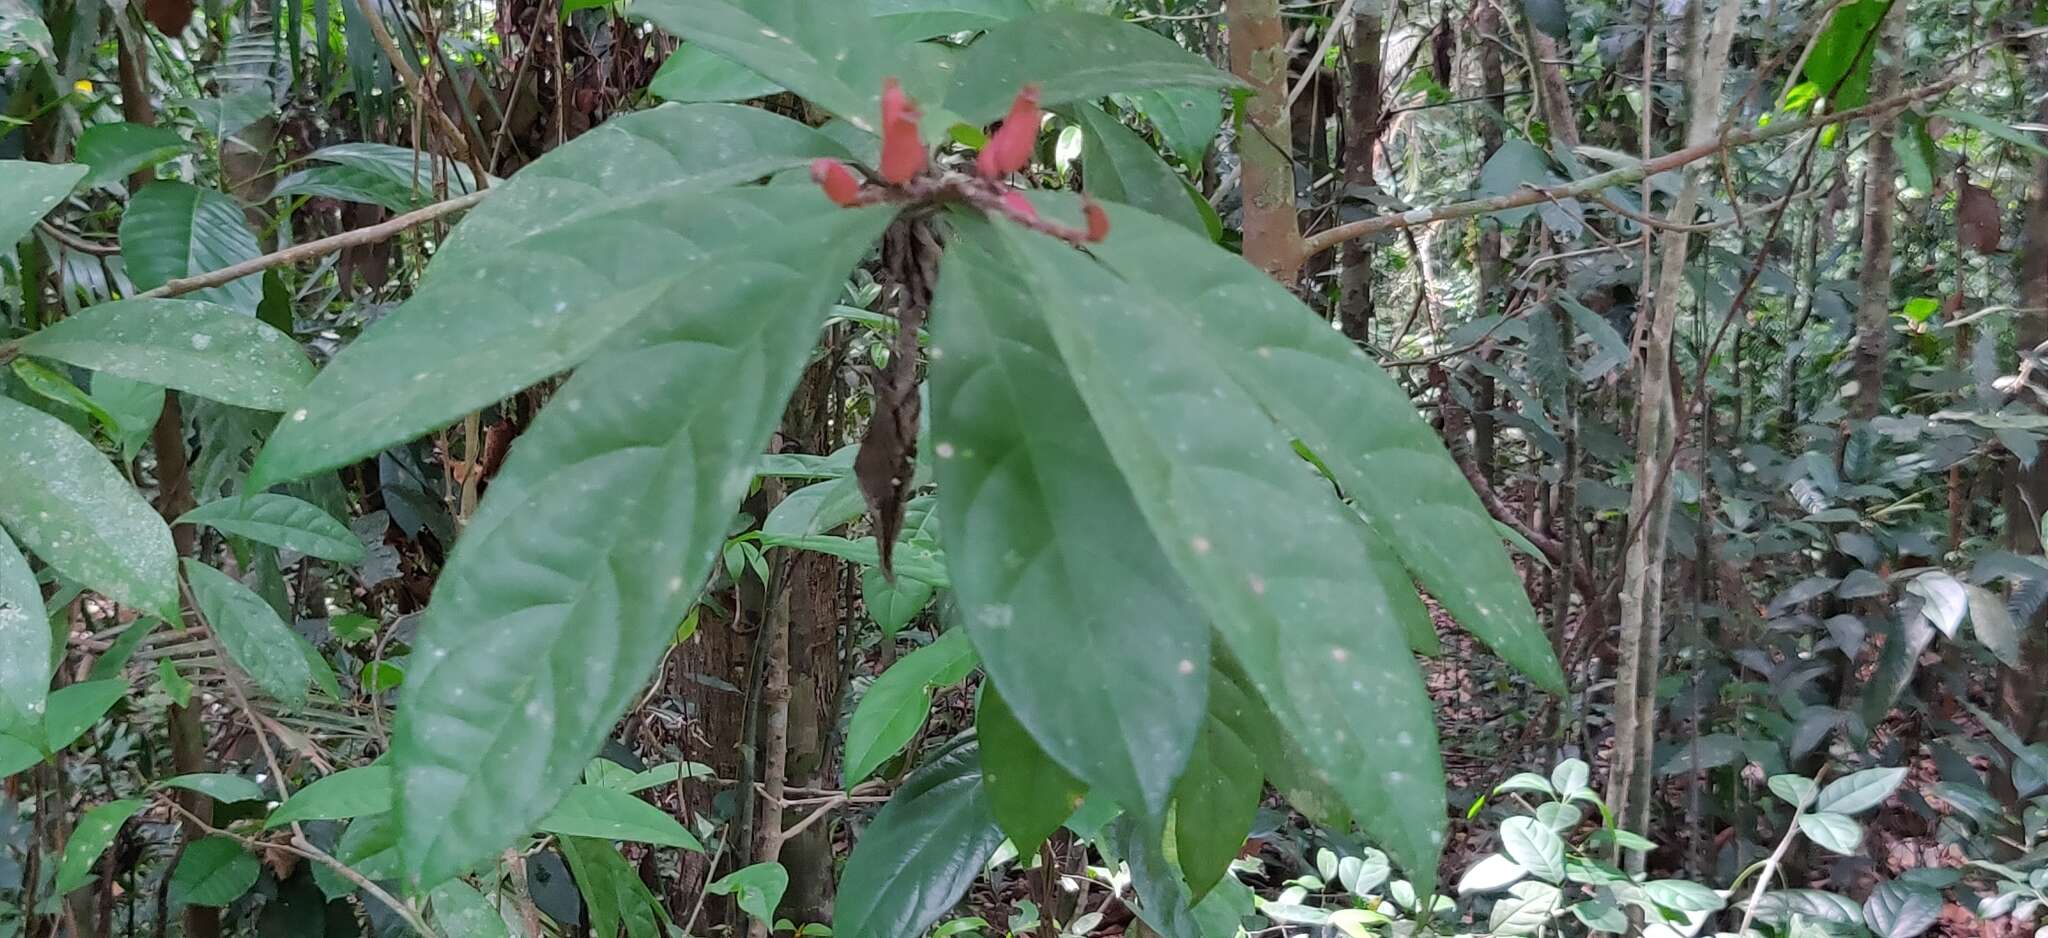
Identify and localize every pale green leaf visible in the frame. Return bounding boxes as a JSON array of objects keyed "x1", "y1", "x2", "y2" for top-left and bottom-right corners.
[
  {"x1": 0, "y1": 160, "x2": 84, "y2": 246},
  {"x1": 538, "y1": 785, "x2": 704, "y2": 850},
  {"x1": 1071, "y1": 104, "x2": 1205, "y2": 234},
  {"x1": 157, "y1": 772, "x2": 267, "y2": 804},
  {"x1": 184, "y1": 559, "x2": 313, "y2": 711},
  {"x1": 17, "y1": 299, "x2": 312, "y2": 411},
  {"x1": 75, "y1": 122, "x2": 190, "y2": 190},
  {"x1": 55, "y1": 799, "x2": 146, "y2": 894},
  {"x1": 707, "y1": 862, "x2": 788, "y2": 926},
  {"x1": 42, "y1": 679, "x2": 126, "y2": 751},
  {"x1": 179, "y1": 493, "x2": 364, "y2": 563},
  {"x1": 0, "y1": 527, "x2": 49, "y2": 726},
  {"x1": 649, "y1": 44, "x2": 781, "y2": 103},
  {"x1": 429, "y1": 880, "x2": 512, "y2": 938},
  {"x1": 265, "y1": 764, "x2": 393, "y2": 827},
  {"x1": 843, "y1": 629, "x2": 978, "y2": 787},
  {"x1": 1799, "y1": 812, "x2": 1864, "y2": 854},
  {"x1": 1500, "y1": 816, "x2": 1565, "y2": 883},
  {"x1": 1814, "y1": 766, "x2": 1907, "y2": 815},
  {"x1": 946, "y1": 12, "x2": 1238, "y2": 124}
]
